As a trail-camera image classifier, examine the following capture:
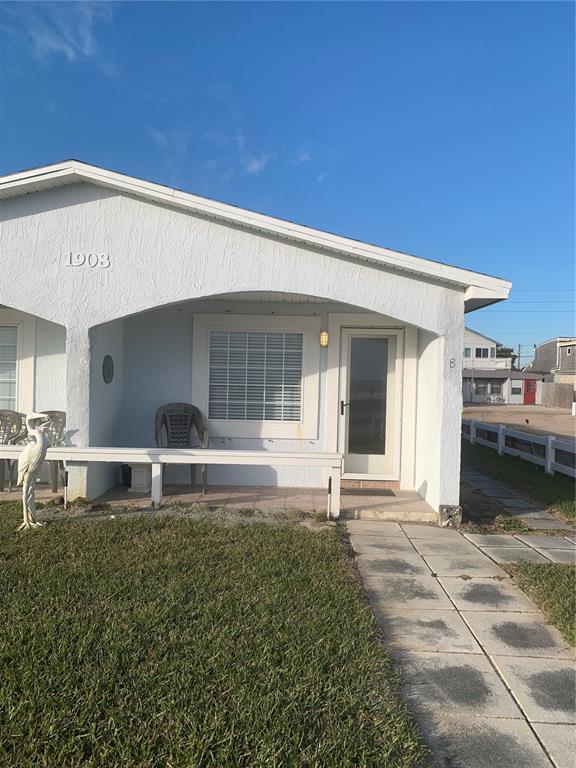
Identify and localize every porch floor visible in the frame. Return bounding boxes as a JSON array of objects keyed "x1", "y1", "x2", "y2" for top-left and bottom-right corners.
[{"x1": 0, "y1": 484, "x2": 436, "y2": 522}]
